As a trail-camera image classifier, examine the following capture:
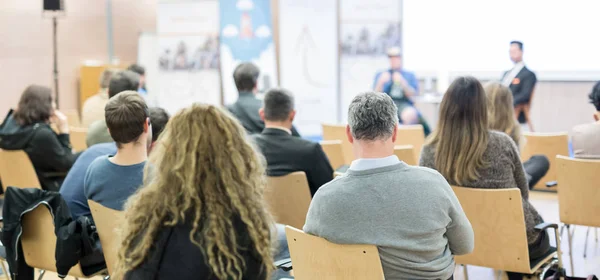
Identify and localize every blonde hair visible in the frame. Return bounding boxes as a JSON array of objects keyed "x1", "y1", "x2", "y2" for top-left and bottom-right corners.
[
  {"x1": 426, "y1": 76, "x2": 489, "y2": 185},
  {"x1": 113, "y1": 104, "x2": 274, "y2": 279},
  {"x1": 485, "y1": 82, "x2": 521, "y2": 146}
]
